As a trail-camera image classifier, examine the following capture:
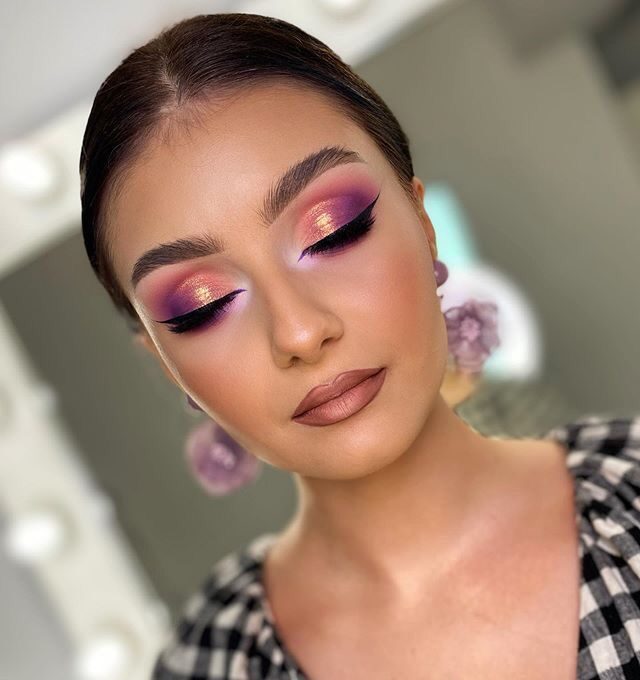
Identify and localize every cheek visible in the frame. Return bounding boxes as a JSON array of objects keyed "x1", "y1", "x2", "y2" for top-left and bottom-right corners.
[
  {"x1": 147, "y1": 302, "x2": 261, "y2": 419},
  {"x1": 358, "y1": 227, "x2": 437, "y2": 347},
  {"x1": 160, "y1": 302, "x2": 280, "y2": 452},
  {"x1": 173, "y1": 338, "x2": 266, "y2": 420}
]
